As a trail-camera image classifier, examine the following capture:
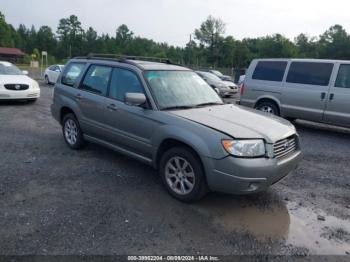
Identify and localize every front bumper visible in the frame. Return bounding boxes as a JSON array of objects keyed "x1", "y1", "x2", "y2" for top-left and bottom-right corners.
[
  {"x1": 0, "y1": 89, "x2": 40, "y2": 100},
  {"x1": 205, "y1": 150, "x2": 302, "y2": 194},
  {"x1": 220, "y1": 89, "x2": 238, "y2": 96}
]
